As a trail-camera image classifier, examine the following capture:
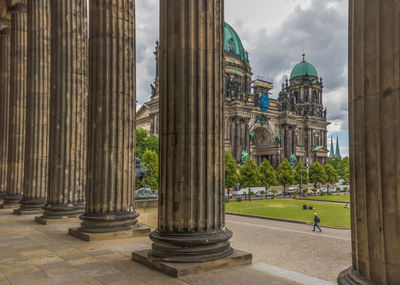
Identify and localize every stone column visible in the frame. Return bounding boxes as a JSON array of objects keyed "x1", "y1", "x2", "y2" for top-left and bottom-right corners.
[
  {"x1": 69, "y1": 0, "x2": 143, "y2": 240},
  {"x1": 244, "y1": 119, "x2": 250, "y2": 152},
  {"x1": 338, "y1": 1, "x2": 400, "y2": 284},
  {"x1": 37, "y1": 0, "x2": 87, "y2": 222},
  {"x1": 0, "y1": 21, "x2": 10, "y2": 201},
  {"x1": 2, "y1": 1, "x2": 27, "y2": 208},
  {"x1": 149, "y1": 0, "x2": 233, "y2": 263},
  {"x1": 234, "y1": 117, "x2": 240, "y2": 161},
  {"x1": 15, "y1": 0, "x2": 50, "y2": 215}
]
